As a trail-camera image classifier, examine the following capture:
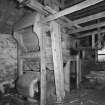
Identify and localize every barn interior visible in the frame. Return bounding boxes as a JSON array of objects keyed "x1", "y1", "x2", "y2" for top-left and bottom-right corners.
[{"x1": 0, "y1": 0, "x2": 105, "y2": 105}]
